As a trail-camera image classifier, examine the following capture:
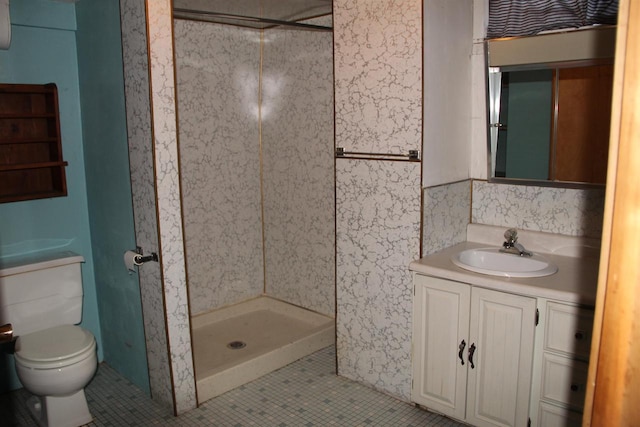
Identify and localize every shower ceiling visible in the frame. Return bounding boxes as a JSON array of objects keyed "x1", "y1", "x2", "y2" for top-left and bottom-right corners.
[{"x1": 173, "y1": 0, "x2": 333, "y2": 30}]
